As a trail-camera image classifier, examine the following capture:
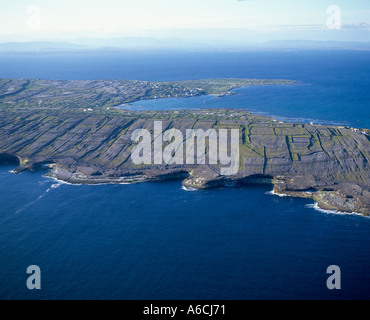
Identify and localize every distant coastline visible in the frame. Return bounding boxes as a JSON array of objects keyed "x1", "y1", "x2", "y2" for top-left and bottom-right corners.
[{"x1": 0, "y1": 77, "x2": 369, "y2": 215}]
